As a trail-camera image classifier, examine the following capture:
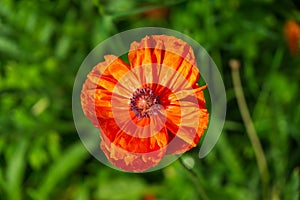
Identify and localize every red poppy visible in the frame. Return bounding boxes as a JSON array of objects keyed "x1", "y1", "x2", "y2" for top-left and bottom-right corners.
[
  {"x1": 284, "y1": 20, "x2": 300, "y2": 55},
  {"x1": 81, "y1": 35, "x2": 209, "y2": 172}
]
